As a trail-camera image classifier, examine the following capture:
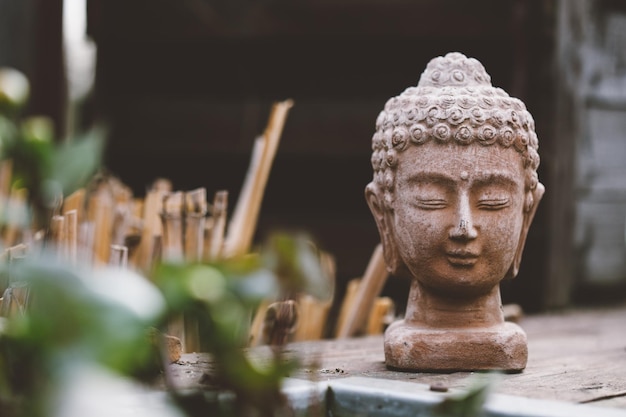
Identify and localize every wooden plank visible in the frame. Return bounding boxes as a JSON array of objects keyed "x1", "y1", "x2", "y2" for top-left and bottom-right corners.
[
  {"x1": 223, "y1": 99, "x2": 293, "y2": 259},
  {"x1": 168, "y1": 305, "x2": 626, "y2": 409}
]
